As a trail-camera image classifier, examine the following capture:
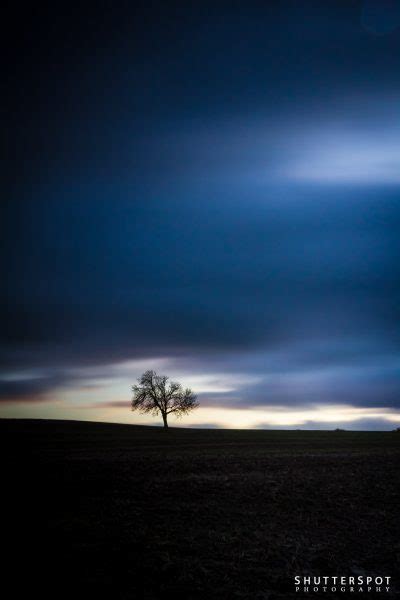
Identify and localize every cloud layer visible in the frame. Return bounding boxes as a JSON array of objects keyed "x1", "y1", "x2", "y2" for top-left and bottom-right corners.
[{"x1": 1, "y1": 1, "x2": 400, "y2": 428}]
